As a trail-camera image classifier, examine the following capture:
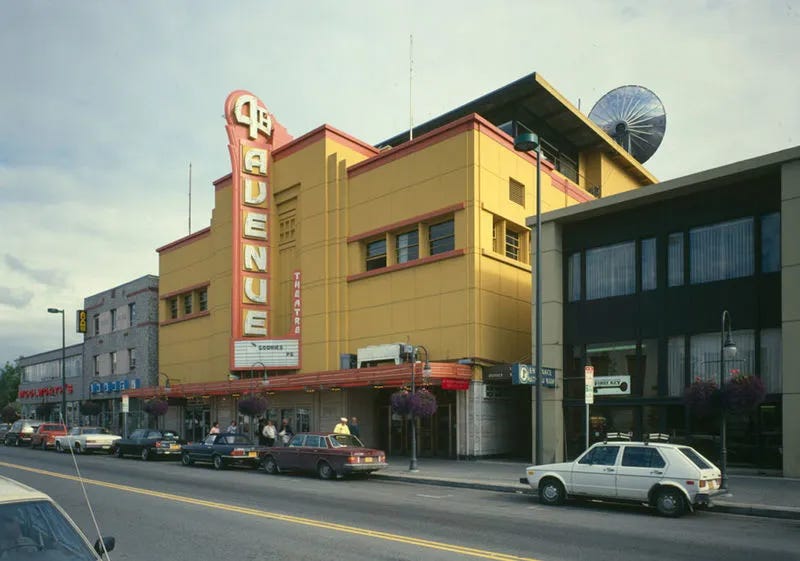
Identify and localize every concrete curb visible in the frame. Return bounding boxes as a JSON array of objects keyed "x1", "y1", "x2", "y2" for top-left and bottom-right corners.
[{"x1": 372, "y1": 473, "x2": 800, "y2": 520}]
